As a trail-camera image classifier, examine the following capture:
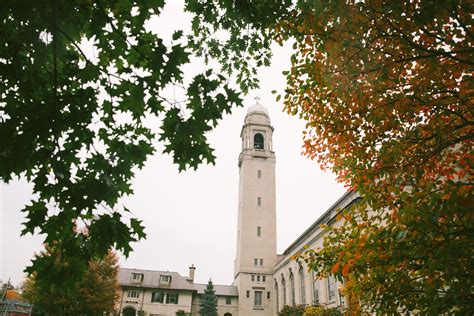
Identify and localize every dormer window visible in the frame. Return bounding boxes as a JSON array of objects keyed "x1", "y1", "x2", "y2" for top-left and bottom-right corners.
[
  {"x1": 131, "y1": 273, "x2": 144, "y2": 283},
  {"x1": 254, "y1": 133, "x2": 264, "y2": 149},
  {"x1": 160, "y1": 274, "x2": 172, "y2": 284}
]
